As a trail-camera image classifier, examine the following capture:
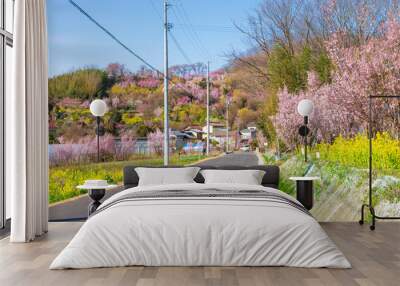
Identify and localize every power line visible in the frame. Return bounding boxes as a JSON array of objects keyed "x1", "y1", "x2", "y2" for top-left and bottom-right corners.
[
  {"x1": 170, "y1": 33, "x2": 192, "y2": 64},
  {"x1": 170, "y1": 7, "x2": 204, "y2": 59},
  {"x1": 174, "y1": 24, "x2": 236, "y2": 33},
  {"x1": 148, "y1": 0, "x2": 163, "y2": 19},
  {"x1": 68, "y1": 0, "x2": 165, "y2": 77},
  {"x1": 170, "y1": 4, "x2": 207, "y2": 59},
  {"x1": 174, "y1": 0, "x2": 212, "y2": 59},
  {"x1": 148, "y1": 0, "x2": 192, "y2": 65}
]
